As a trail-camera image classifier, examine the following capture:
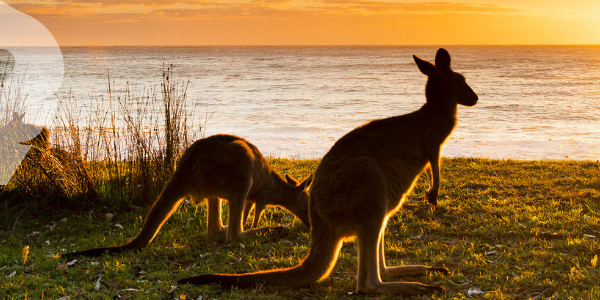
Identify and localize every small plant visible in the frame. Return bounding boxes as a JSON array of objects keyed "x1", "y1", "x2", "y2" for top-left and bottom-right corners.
[{"x1": 22, "y1": 245, "x2": 29, "y2": 265}]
